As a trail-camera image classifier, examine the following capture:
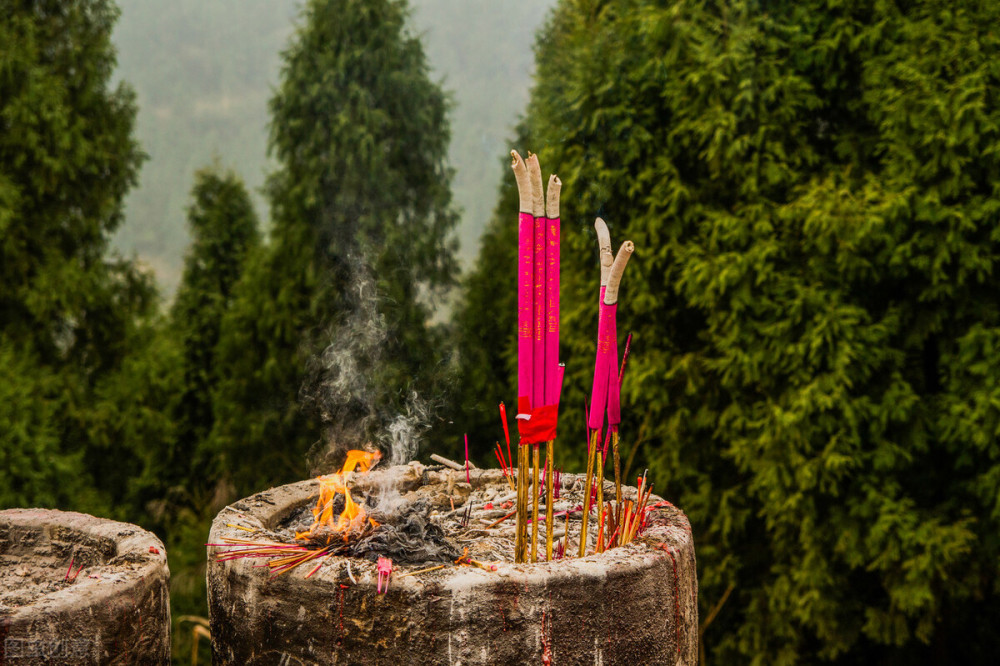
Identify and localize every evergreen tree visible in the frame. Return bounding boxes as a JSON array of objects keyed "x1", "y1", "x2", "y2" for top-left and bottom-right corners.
[
  {"x1": 449, "y1": 149, "x2": 521, "y2": 461},
  {"x1": 460, "y1": 0, "x2": 1000, "y2": 662},
  {"x1": 169, "y1": 167, "x2": 259, "y2": 488},
  {"x1": 0, "y1": 0, "x2": 154, "y2": 510},
  {"x1": 212, "y1": 0, "x2": 457, "y2": 493}
]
